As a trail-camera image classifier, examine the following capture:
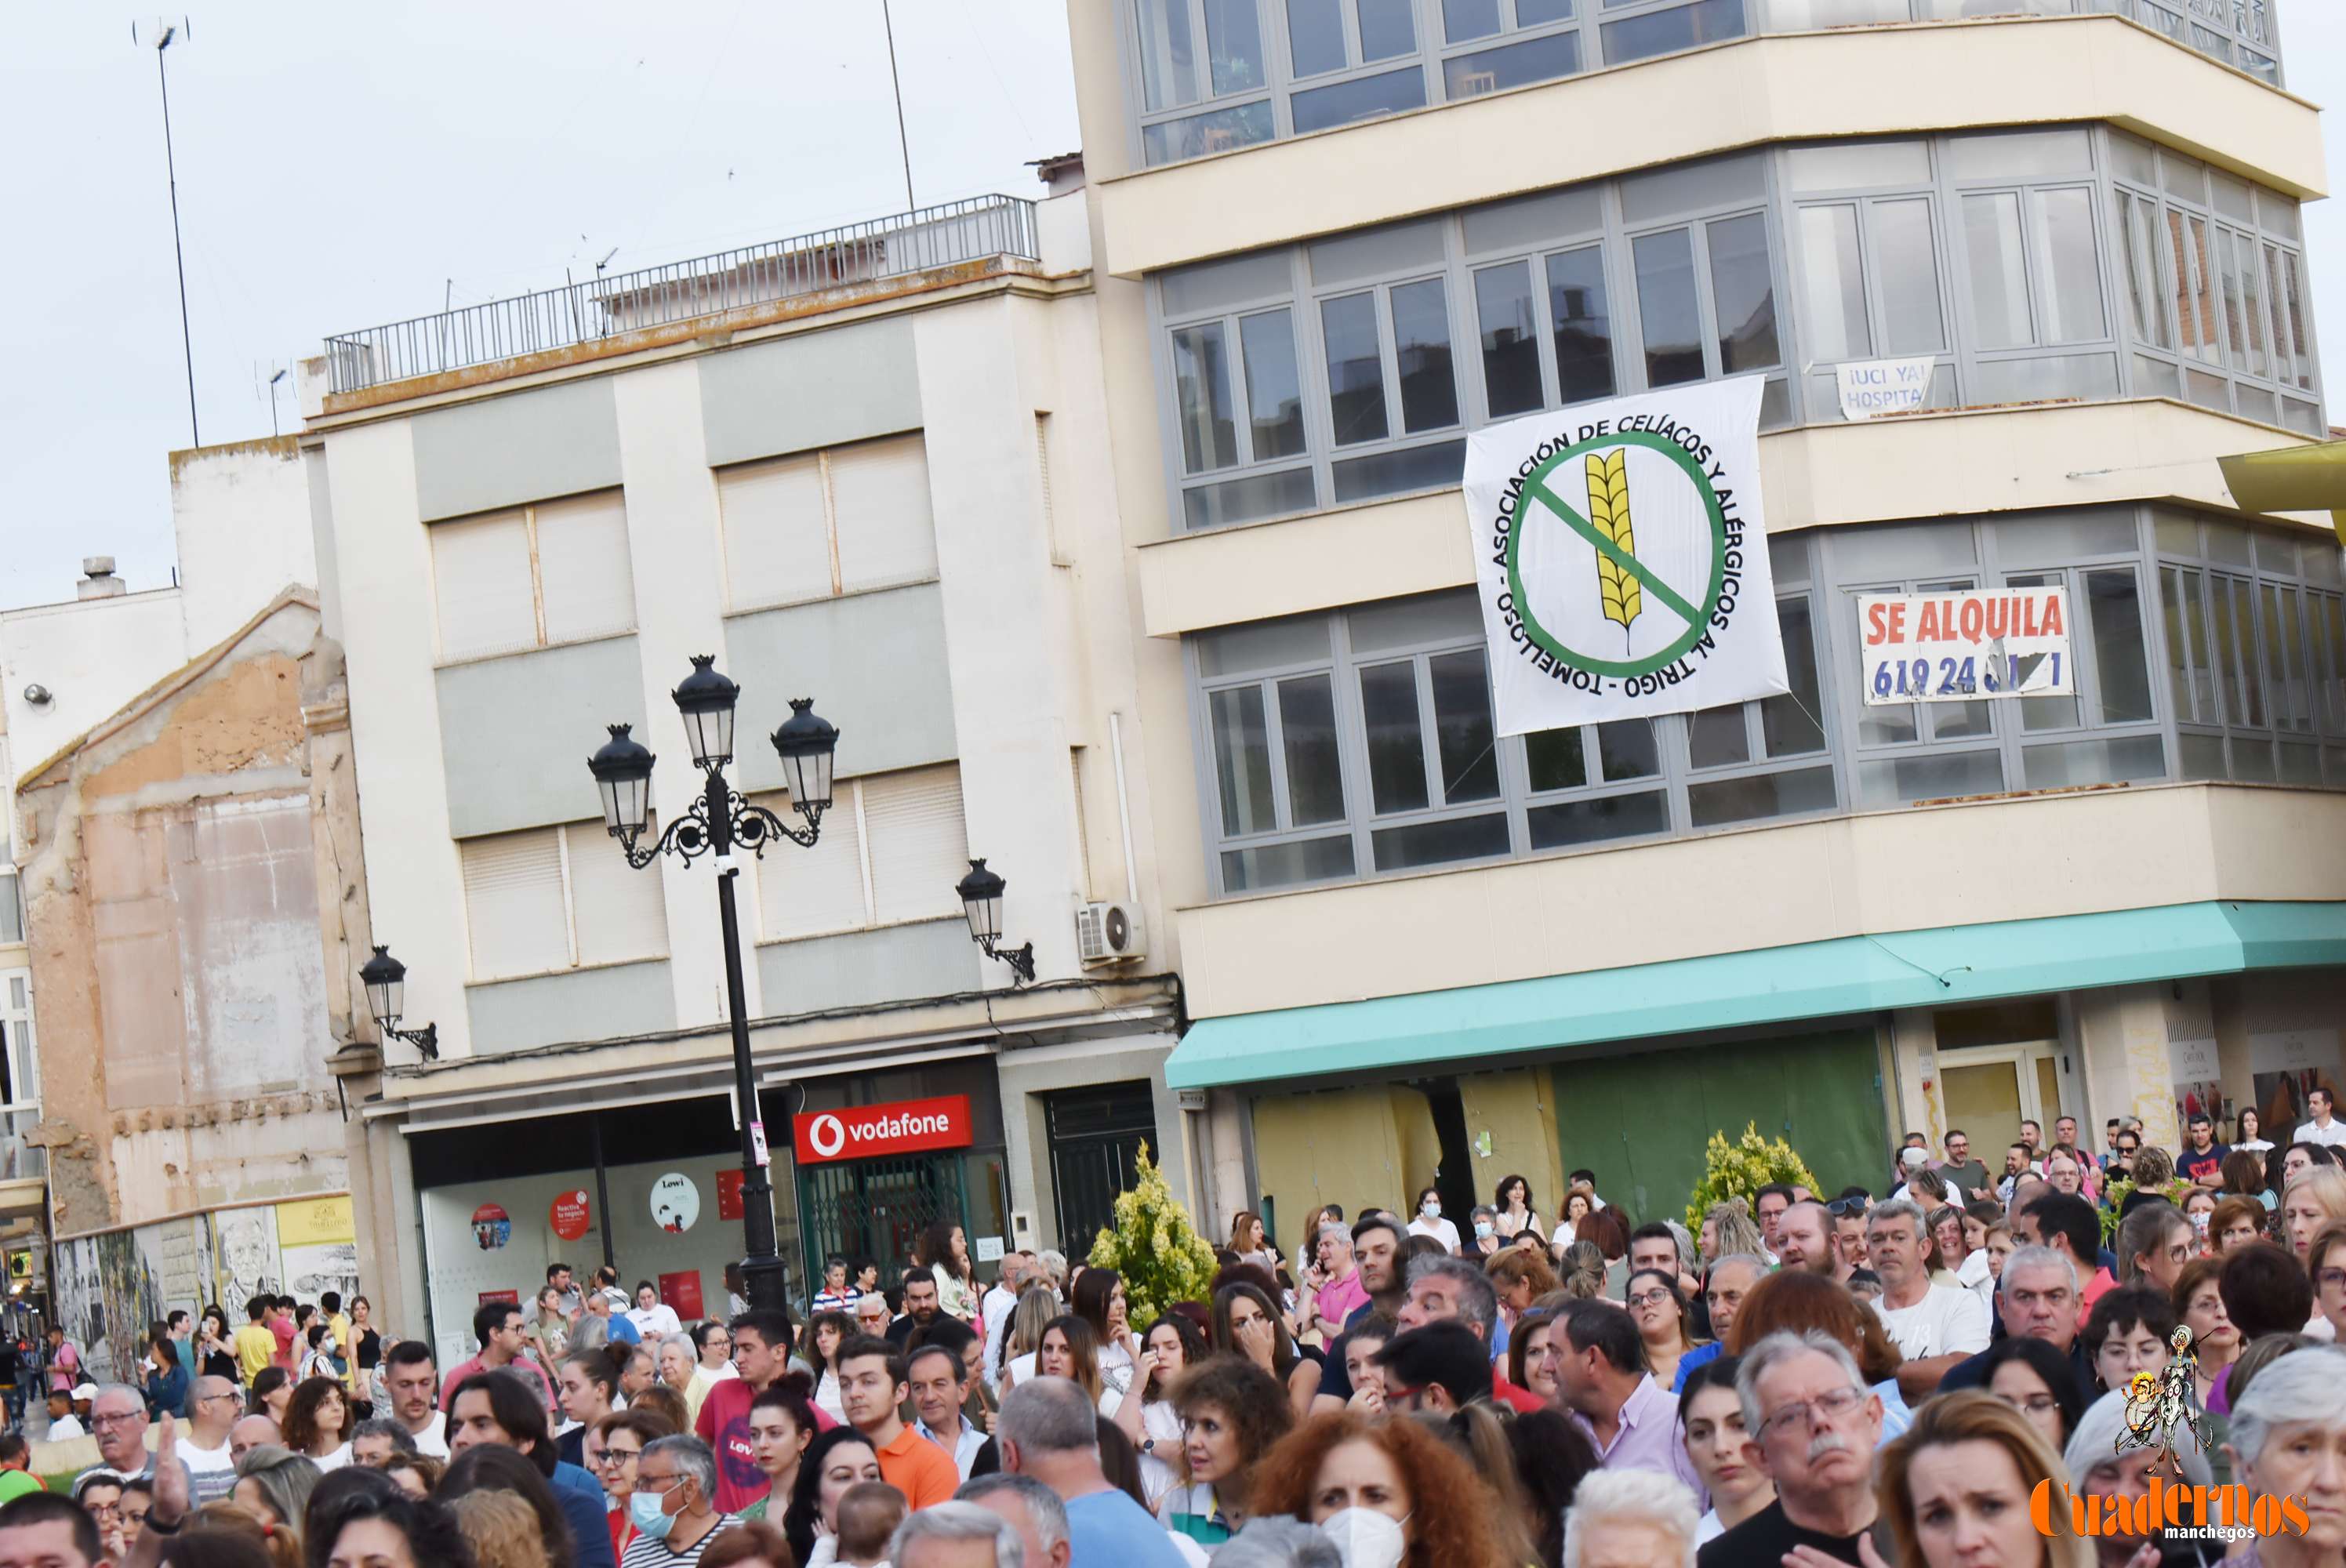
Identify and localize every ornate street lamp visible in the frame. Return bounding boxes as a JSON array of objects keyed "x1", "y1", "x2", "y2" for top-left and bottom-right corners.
[
  {"x1": 587, "y1": 655, "x2": 838, "y2": 1314},
  {"x1": 956, "y1": 858, "x2": 1035, "y2": 985},
  {"x1": 358, "y1": 945, "x2": 438, "y2": 1061}
]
